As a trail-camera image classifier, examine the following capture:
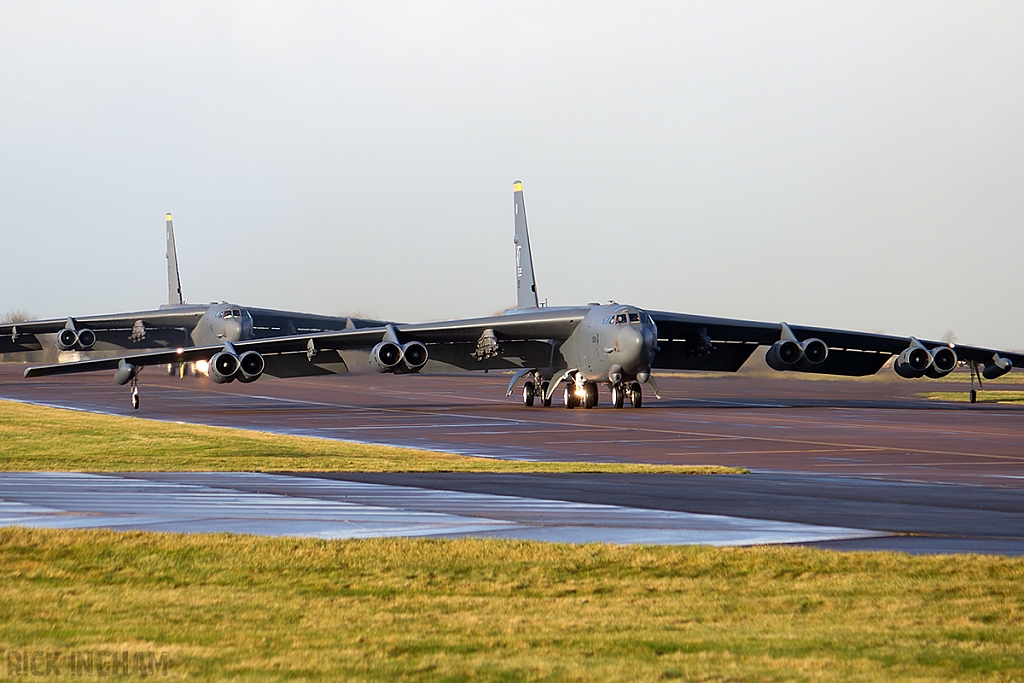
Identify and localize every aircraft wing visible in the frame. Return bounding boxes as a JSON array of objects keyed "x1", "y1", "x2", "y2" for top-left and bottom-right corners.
[
  {"x1": 21, "y1": 327, "x2": 388, "y2": 378},
  {"x1": 245, "y1": 307, "x2": 395, "y2": 336},
  {"x1": 0, "y1": 306, "x2": 208, "y2": 336},
  {"x1": 395, "y1": 309, "x2": 582, "y2": 342},
  {"x1": 23, "y1": 308, "x2": 585, "y2": 378},
  {"x1": 648, "y1": 310, "x2": 1024, "y2": 375}
]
